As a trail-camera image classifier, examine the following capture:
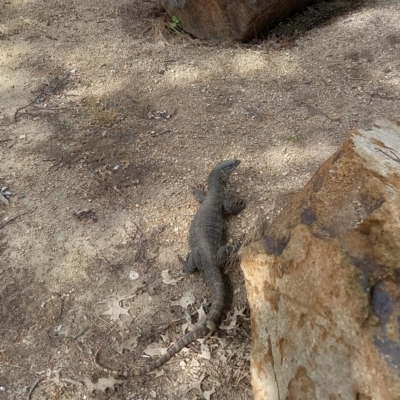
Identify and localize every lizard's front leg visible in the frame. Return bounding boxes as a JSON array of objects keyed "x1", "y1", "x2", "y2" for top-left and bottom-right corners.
[{"x1": 223, "y1": 199, "x2": 246, "y2": 215}]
